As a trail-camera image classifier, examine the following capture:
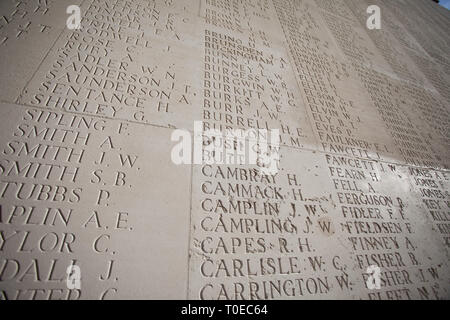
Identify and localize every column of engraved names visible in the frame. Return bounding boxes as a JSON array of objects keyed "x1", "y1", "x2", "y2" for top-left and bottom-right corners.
[
  {"x1": 353, "y1": 65, "x2": 442, "y2": 168},
  {"x1": 272, "y1": 0, "x2": 446, "y2": 299},
  {"x1": 313, "y1": 0, "x2": 450, "y2": 255},
  {"x1": 0, "y1": 0, "x2": 202, "y2": 300},
  {"x1": 337, "y1": 0, "x2": 449, "y2": 169},
  {"x1": 0, "y1": 106, "x2": 139, "y2": 299},
  {"x1": 0, "y1": 0, "x2": 83, "y2": 100},
  {"x1": 379, "y1": 0, "x2": 450, "y2": 104},
  {"x1": 408, "y1": 167, "x2": 450, "y2": 248},
  {"x1": 18, "y1": 0, "x2": 200, "y2": 129},
  {"x1": 190, "y1": 154, "x2": 360, "y2": 299},
  {"x1": 202, "y1": 0, "x2": 313, "y2": 147},
  {"x1": 318, "y1": 6, "x2": 435, "y2": 167},
  {"x1": 272, "y1": 0, "x2": 395, "y2": 162},
  {"x1": 188, "y1": 0, "x2": 346, "y2": 299},
  {"x1": 312, "y1": 0, "x2": 450, "y2": 298}
]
